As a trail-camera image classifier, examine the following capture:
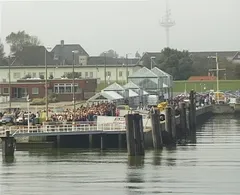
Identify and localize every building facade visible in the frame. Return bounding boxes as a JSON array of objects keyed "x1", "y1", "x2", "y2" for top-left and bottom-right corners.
[
  {"x1": 0, "y1": 78, "x2": 97, "y2": 101},
  {"x1": 0, "y1": 64, "x2": 139, "y2": 83}
]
